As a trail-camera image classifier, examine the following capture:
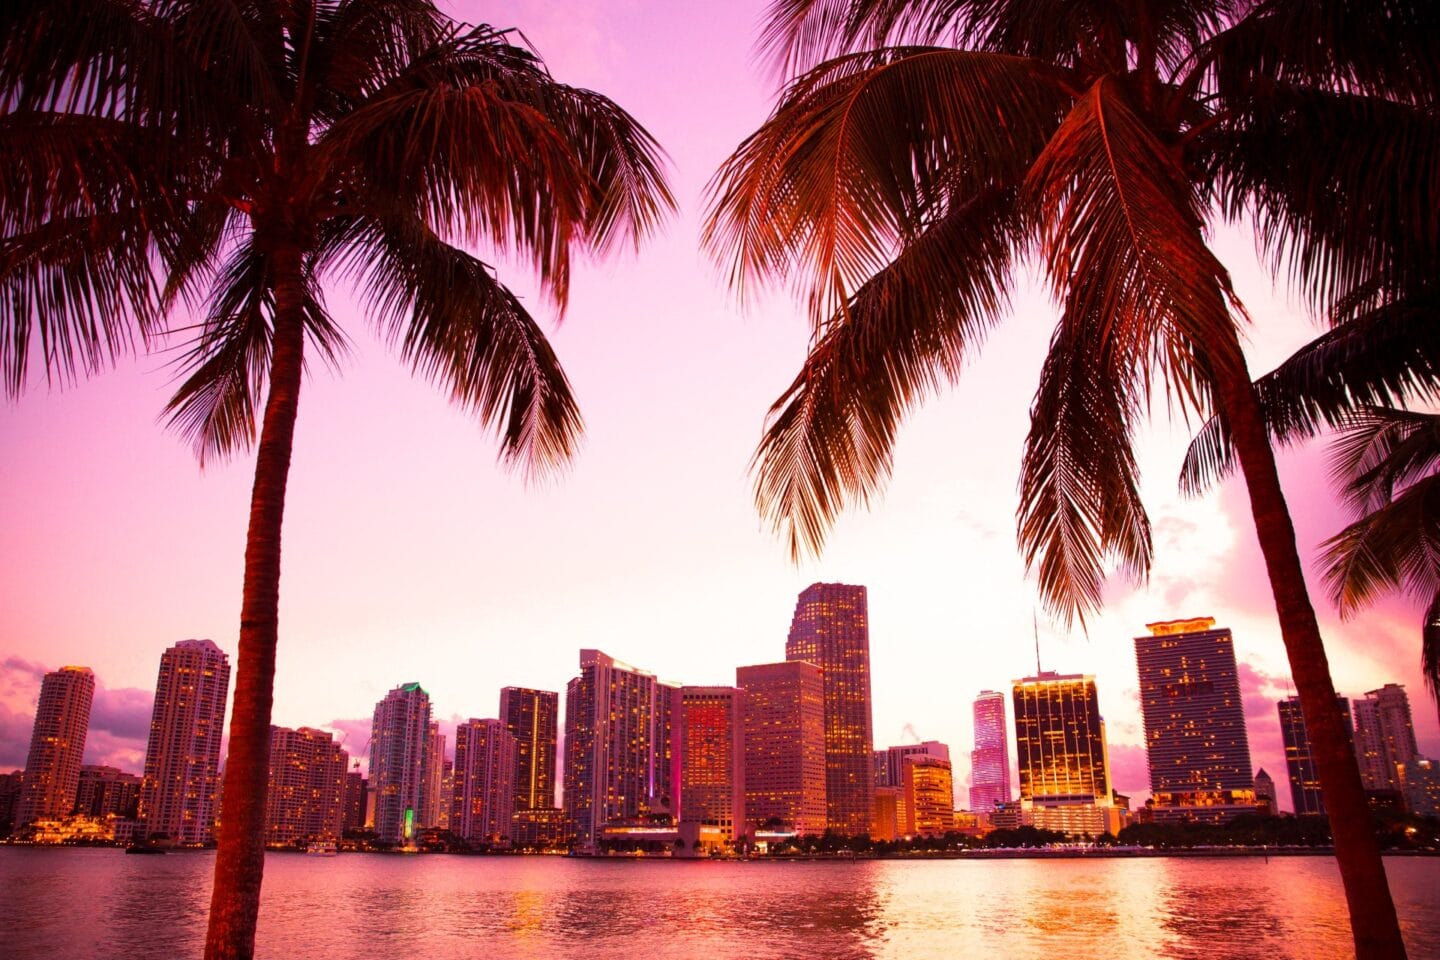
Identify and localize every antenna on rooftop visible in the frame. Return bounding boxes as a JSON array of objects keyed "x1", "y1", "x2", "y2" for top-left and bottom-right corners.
[{"x1": 1033, "y1": 612, "x2": 1042, "y2": 675}]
